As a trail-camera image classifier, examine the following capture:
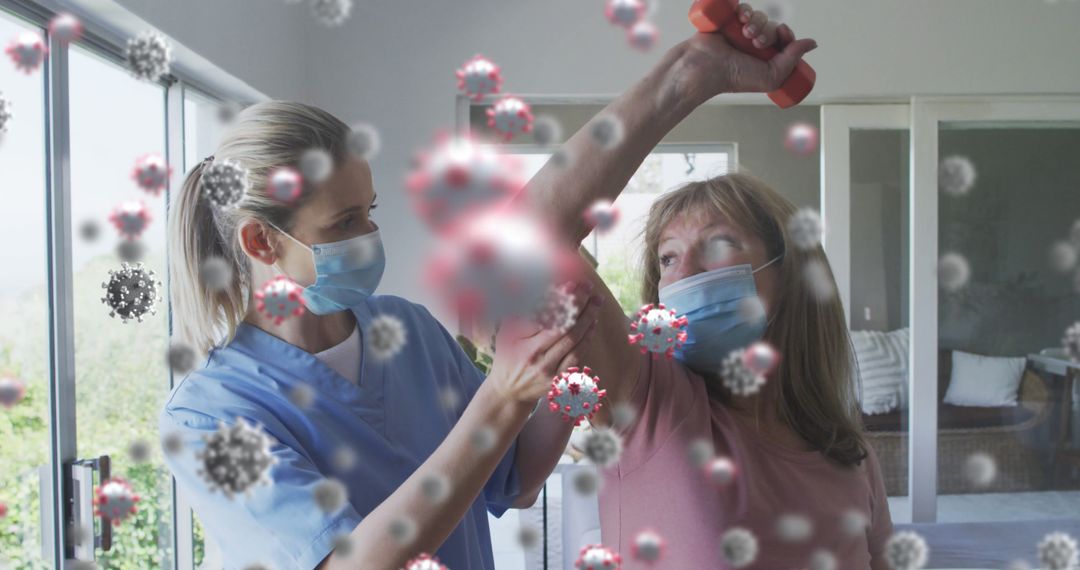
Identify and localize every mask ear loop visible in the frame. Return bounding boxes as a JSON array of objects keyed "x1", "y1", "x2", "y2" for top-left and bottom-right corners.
[{"x1": 264, "y1": 220, "x2": 312, "y2": 280}]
